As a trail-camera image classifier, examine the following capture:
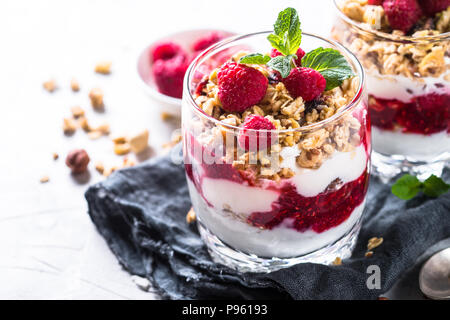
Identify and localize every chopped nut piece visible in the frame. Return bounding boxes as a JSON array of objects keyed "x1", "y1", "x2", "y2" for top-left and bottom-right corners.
[
  {"x1": 70, "y1": 78, "x2": 80, "y2": 92},
  {"x1": 365, "y1": 251, "x2": 374, "y2": 258},
  {"x1": 79, "y1": 117, "x2": 91, "y2": 132},
  {"x1": 95, "y1": 161, "x2": 105, "y2": 174},
  {"x1": 89, "y1": 88, "x2": 104, "y2": 109},
  {"x1": 95, "y1": 61, "x2": 112, "y2": 75},
  {"x1": 40, "y1": 176, "x2": 50, "y2": 183},
  {"x1": 43, "y1": 79, "x2": 57, "y2": 92},
  {"x1": 63, "y1": 118, "x2": 77, "y2": 134},
  {"x1": 111, "y1": 135, "x2": 127, "y2": 144},
  {"x1": 103, "y1": 166, "x2": 118, "y2": 177},
  {"x1": 65, "y1": 149, "x2": 90, "y2": 174},
  {"x1": 88, "y1": 131, "x2": 103, "y2": 140},
  {"x1": 52, "y1": 153, "x2": 59, "y2": 160},
  {"x1": 71, "y1": 106, "x2": 85, "y2": 118},
  {"x1": 186, "y1": 208, "x2": 196, "y2": 224},
  {"x1": 129, "y1": 129, "x2": 149, "y2": 154},
  {"x1": 332, "y1": 257, "x2": 342, "y2": 266},
  {"x1": 114, "y1": 142, "x2": 131, "y2": 155},
  {"x1": 367, "y1": 237, "x2": 383, "y2": 251},
  {"x1": 163, "y1": 133, "x2": 182, "y2": 149},
  {"x1": 93, "y1": 122, "x2": 110, "y2": 134},
  {"x1": 161, "y1": 112, "x2": 175, "y2": 121}
]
